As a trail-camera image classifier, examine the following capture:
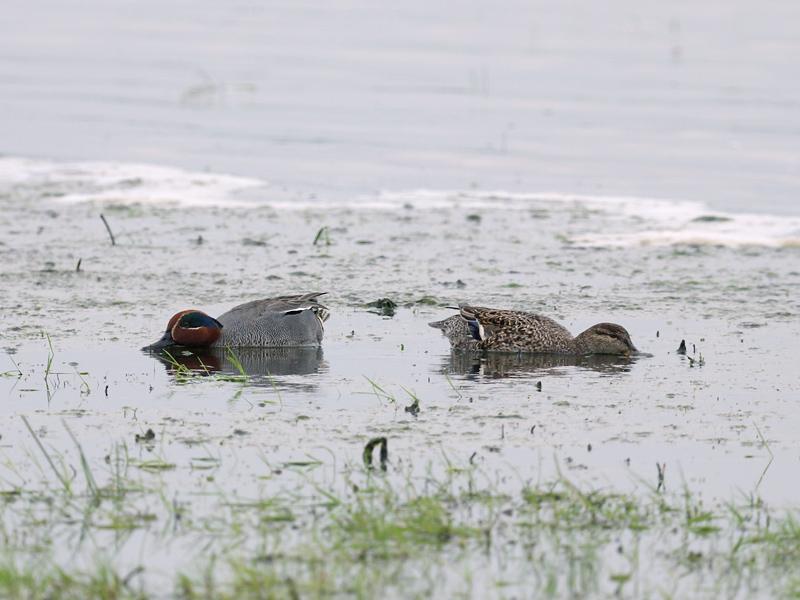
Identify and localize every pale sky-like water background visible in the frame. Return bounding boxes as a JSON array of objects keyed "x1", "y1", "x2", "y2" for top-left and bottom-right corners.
[{"x1": 2, "y1": 0, "x2": 799, "y2": 212}]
